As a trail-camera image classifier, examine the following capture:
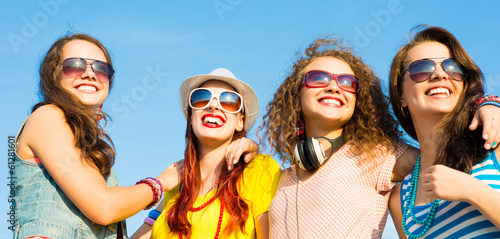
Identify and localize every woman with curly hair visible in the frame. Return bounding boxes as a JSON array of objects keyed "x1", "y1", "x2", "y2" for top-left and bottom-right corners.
[
  {"x1": 388, "y1": 26, "x2": 500, "y2": 238},
  {"x1": 260, "y1": 37, "x2": 500, "y2": 238}
]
